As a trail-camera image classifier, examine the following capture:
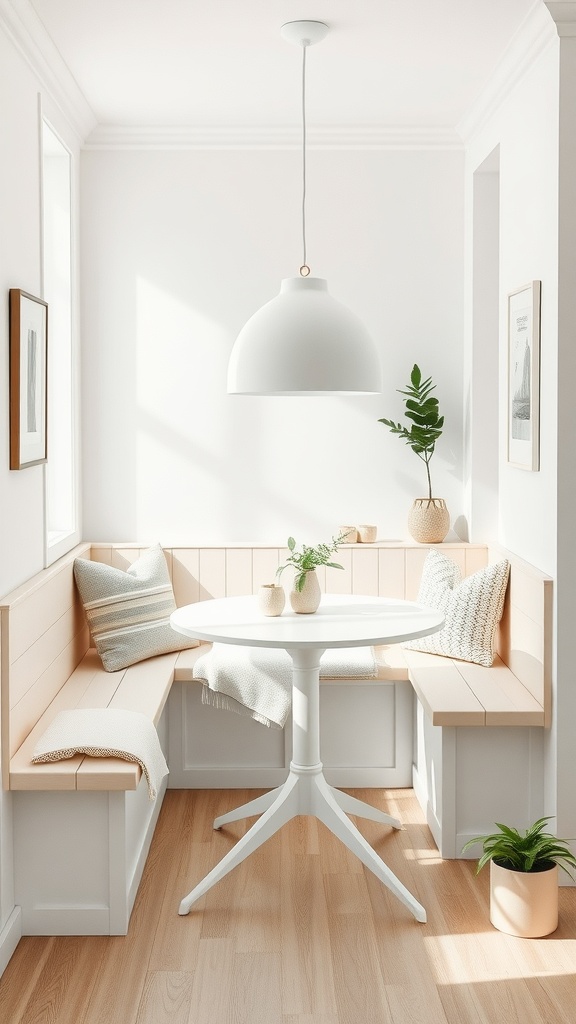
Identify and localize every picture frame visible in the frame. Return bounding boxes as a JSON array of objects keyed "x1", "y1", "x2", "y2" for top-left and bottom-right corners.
[
  {"x1": 507, "y1": 280, "x2": 541, "y2": 472},
  {"x1": 9, "y1": 289, "x2": 48, "y2": 470}
]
